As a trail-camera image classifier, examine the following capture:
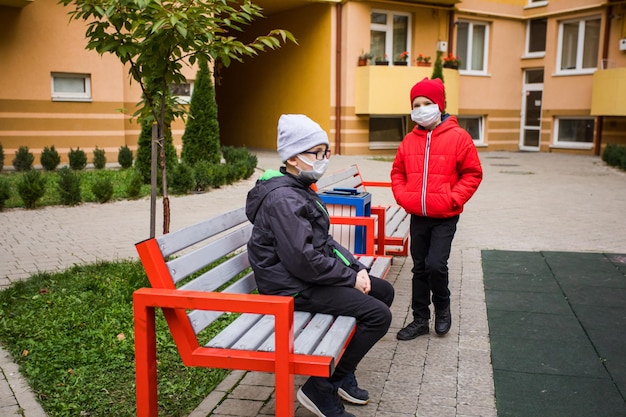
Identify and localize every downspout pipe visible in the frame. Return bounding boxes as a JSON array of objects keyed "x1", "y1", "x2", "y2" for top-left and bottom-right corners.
[
  {"x1": 595, "y1": 3, "x2": 613, "y2": 156},
  {"x1": 335, "y1": 3, "x2": 342, "y2": 155}
]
